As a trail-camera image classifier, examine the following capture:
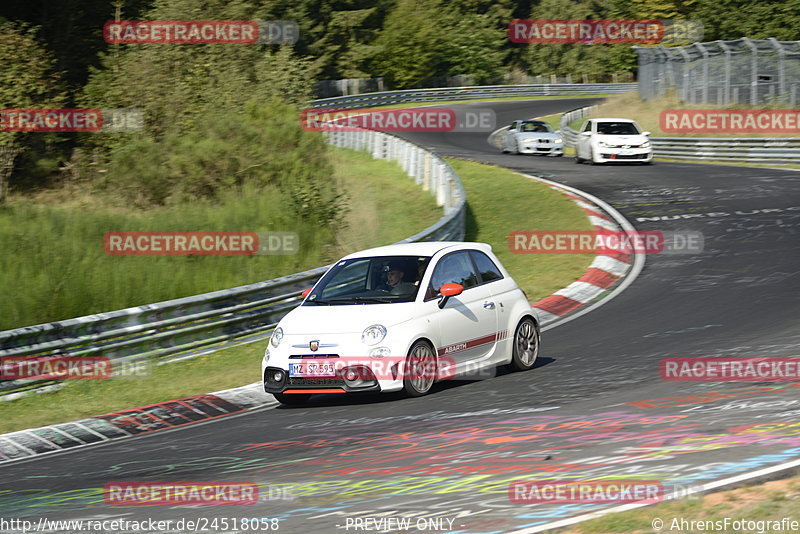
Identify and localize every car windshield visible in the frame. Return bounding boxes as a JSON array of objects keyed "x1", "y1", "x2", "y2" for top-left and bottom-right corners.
[
  {"x1": 596, "y1": 122, "x2": 640, "y2": 135},
  {"x1": 521, "y1": 121, "x2": 553, "y2": 133},
  {"x1": 303, "y1": 255, "x2": 431, "y2": 305}
]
